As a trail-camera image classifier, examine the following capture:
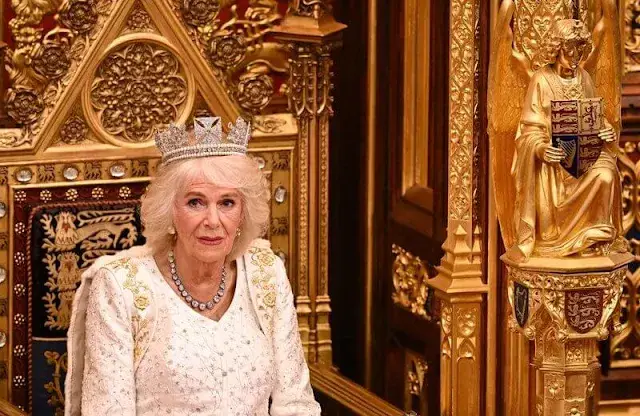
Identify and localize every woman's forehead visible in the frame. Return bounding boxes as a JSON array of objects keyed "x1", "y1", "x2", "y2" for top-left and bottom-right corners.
[{"x1": 181, "y1": 181, "x2": 239, "y2": 196}]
